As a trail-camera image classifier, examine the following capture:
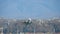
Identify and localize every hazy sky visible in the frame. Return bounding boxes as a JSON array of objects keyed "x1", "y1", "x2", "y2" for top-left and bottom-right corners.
[{"x1": 0, "y1": 0, "x2": 60, "y2": 19}]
